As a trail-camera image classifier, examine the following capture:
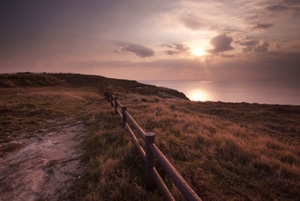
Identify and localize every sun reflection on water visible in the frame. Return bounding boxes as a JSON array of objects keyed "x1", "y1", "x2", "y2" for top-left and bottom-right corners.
[{"x1": 187, "y1": 89, "x2": 210, "y2": 102}]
